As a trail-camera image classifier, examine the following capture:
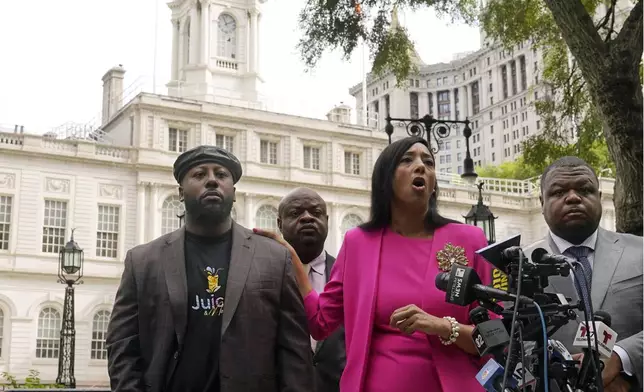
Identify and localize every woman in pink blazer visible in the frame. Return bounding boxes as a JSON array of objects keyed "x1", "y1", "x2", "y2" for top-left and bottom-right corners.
[{"x1": 256, "y1": 137, "x2": 495, "y2": 391}]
